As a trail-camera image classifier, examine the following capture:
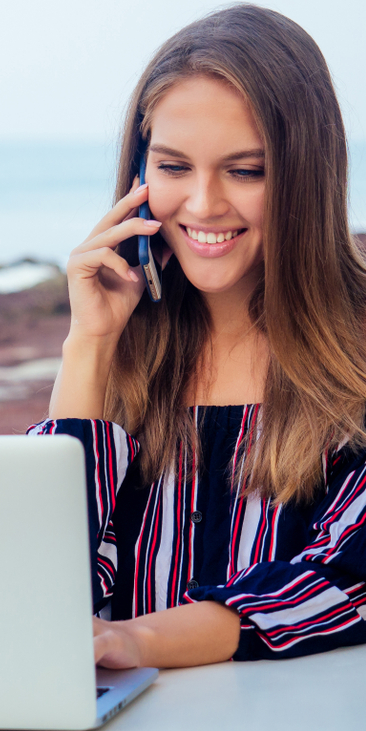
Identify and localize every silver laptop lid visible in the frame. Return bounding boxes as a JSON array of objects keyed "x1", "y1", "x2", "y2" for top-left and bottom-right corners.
[{"x1": 0, "y1": 435, "x2": 97, "y2": 730}]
